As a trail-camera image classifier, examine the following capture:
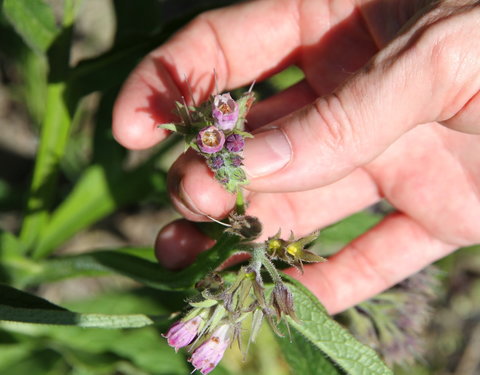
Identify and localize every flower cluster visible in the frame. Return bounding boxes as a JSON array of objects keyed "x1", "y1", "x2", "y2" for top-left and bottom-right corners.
[
  {"x1": 160, "y1": 80, "x2": 327, "y2": 373},
  {"x1": 164, "y1": 307, "x2": 232, "y2": 375},
  {"x1": 267, "y1": 230, "x2": 327, "y2": 272},
  {"x1": 159, "y1": 88, "x2": 255, "y2": 193},
  {"x1": 164, "y1": 219, "x2": 325, "y2": 374},
  {"x1": 164, "y1": 266, "x2": 292, "y2": 374}
]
